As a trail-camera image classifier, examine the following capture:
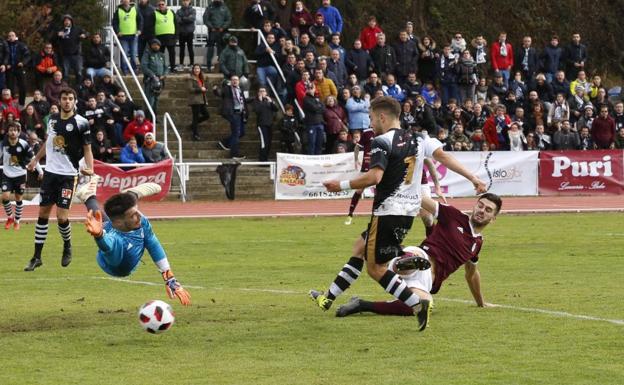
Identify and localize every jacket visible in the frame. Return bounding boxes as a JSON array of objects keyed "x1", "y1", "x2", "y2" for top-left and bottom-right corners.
[
  {"x1": 141, "y1": 48, "x2": 168, "y2": 79},
  {"x1": 345, "y1": 97, "x2": 370, "y2": 129},
  {"x1": 326, "y1": 59, "x2": 347, "y2": 88},
  {"x1": 138, "y1": 2, "x2": 155, "y2": 38},
  {"x1": 290, "y1": 9, "x2": 313, "y2": 34},
  {"x1": 553, "y1": 130, "x2": 580, "y2": 150},
  {"x1": 382, "y1": 84, "x2": 406, "y2": 103},
  {"x1": 253, "y1": 97, "x2": 278, "y2": 127},
  {"x1": 142, "y1": 142, "x2": 168, "y2": 162},
  {"x1": 490, "y1": 41, "x2": 514, "y2": 71},
  {"x1": 316, "y1": 5, "x2": 343, "y2": 34},
  {"x1": 370, "y1": 44, "x2": 396, "y2": 75},
  {"x1": 346, "y1": 48, "x2": 373, "y2": 80},
  {"x1": 302, "y1": 94, "x2": 325, "y2": 125},
  {"x1": 514, "y1": 46, "x2": 538, "y2": 76},
  {"x1": 120, "y1": 144, "x2": 145, "y2": 163},
  {"x1": 275, "y1": 2, "x2": 291, "y2": 30},
  {"x1": 244, "y1": 1, "x2": 275, "y2": 29},
  {"x1": 591, "y1": 116, "x2": 615, "y2": 148},
  {"x1": 203, "y1": 1, "x2": 232, "y2": 29},
  {"x1": 359, "y1": 26, "x2": 383, "y2": 51},
  {"x1": 34, "y1": 50, "x2": 60, "y2": 74},
  {"x1": 435, "y1": 55, "x2": 458, "y2": 84},
  {"x1": 540, "y1": 44, "x2": 563, "y2": 74},
  {"x1": 176, "y1": 5, "x2": 196, "y2": 35},
  {"x1": 457, "y1": 58, "x2": 477, "y2": 85},
  {"x1": 394, "y1": 40, "x2": 419, "y2": 77},
  {"x1": 255, "y1": 41, "x2": 280, "y2": 68},
  {"x1": 219, "y1": 45, "x2": 249, "y2": 78},
  {"x1": 123, "y1": 119, "x2": 154, "y2": 142},
  {"x1": 112, "y1": 4, "x2": 143, "y2": 36},
  {"x1": 44, "y1": 80, "x2": 68, "y2": 106},
  {"x1": 5, "y1": 40, "x2": 30, "y2": 67},
  {"x1": 188, "y1": 74, "x2": 207, "y2": 106},
  {"x1": 215, "y1": 84, "x2": 247, "y2": 119},
  {"x1": 84, "y1": 42, "x2": 110, "y2": 69},
  {"x1": 314, "y1": 77, "x2": 337, "y2": 103},
  {"x1": 563, "y1": 43, "x2": 588, "y2": 70},
  {"x1": 0, "y1": 39, "x2": 7, "y2": 66},
  {"x1": 323, "y1": 105, "x2": 347, "y2": 135},
  {"x1": 92, "y1": 139, "x2": 113, "y2": 162},
  {"x1": 483, "y1": 114, "x2": 511, "y2": 150},
  {"x1": 55, "y1": 24, "x2": 85, "y2": 56}
]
